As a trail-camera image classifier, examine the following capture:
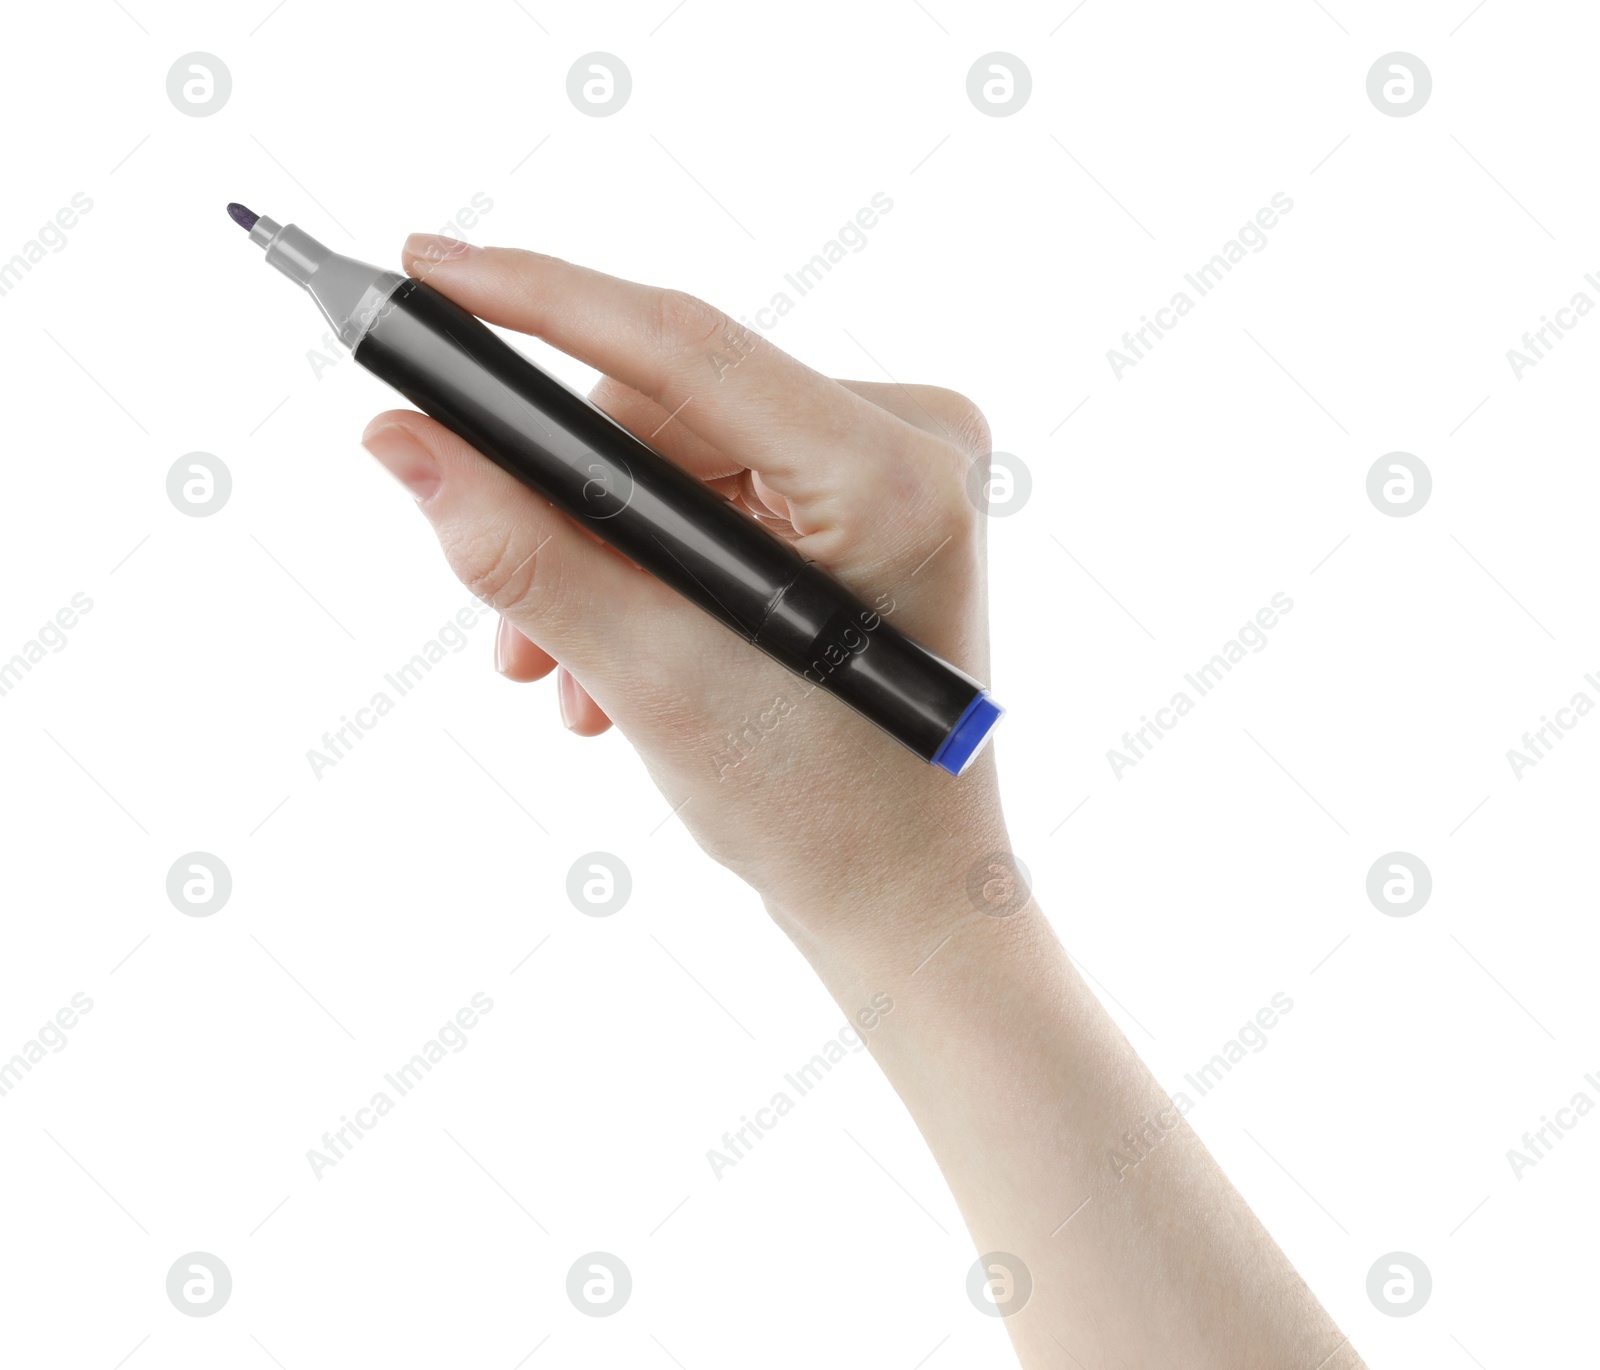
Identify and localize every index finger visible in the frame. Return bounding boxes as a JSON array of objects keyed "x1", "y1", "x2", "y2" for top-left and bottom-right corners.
[{"x1": 399, "y1": 236, "x2": 916, "y2": 535}]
